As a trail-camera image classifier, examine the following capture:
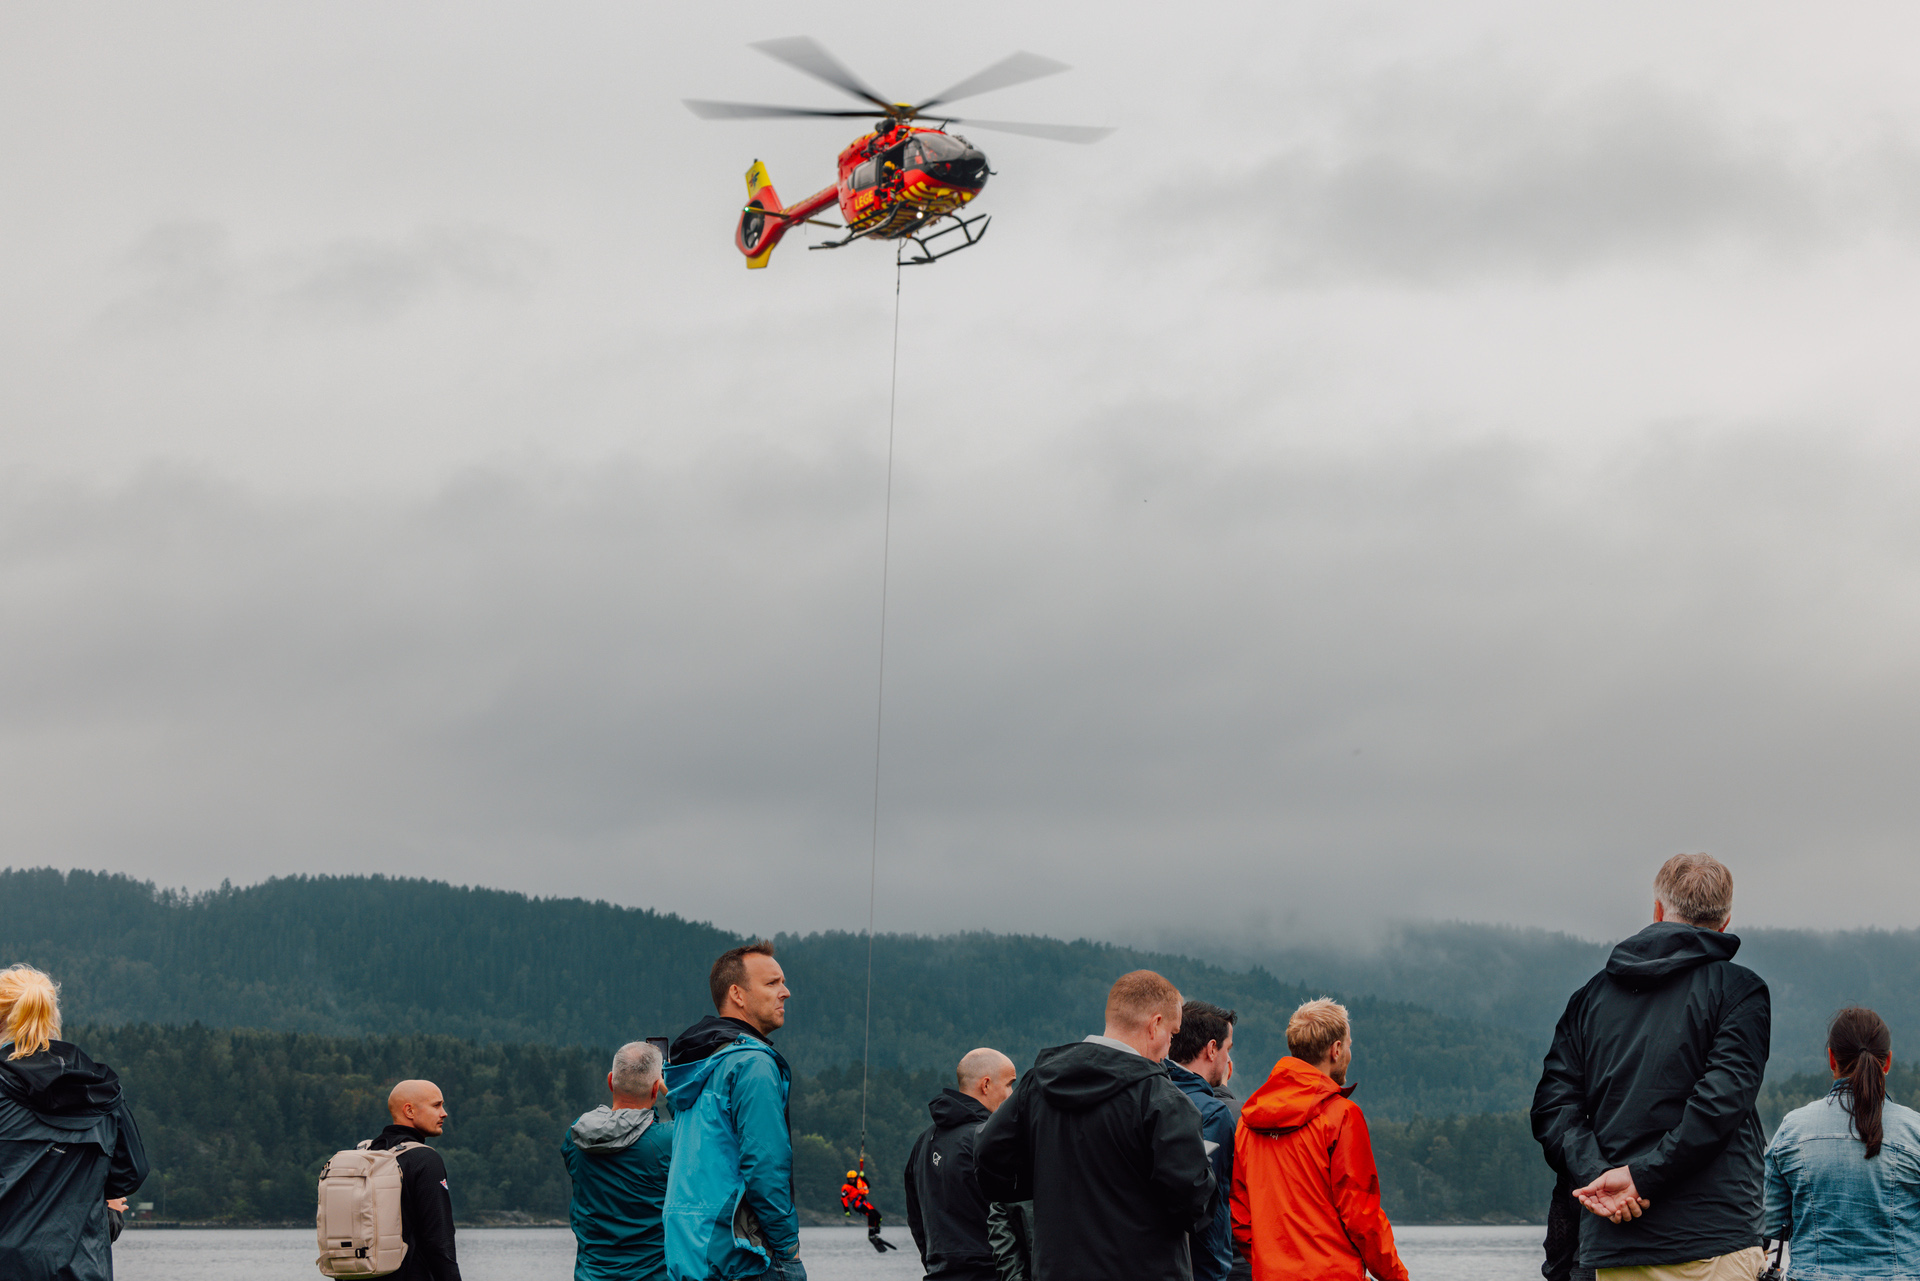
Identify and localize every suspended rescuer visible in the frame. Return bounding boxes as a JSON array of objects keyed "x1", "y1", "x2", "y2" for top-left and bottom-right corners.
[
  {"x1": 1232, "y1": 999, "x2": 1409, "y2": 1281},
  {"x1": 564, "y1": 1041, "x2": 675, "y2": 1281},
  {"x1": 1167, "y1": 1001, "x2": 1238, "y2": 1281},
  {"x1": 974, "y1": 970, "x2": 1215, "y2": 1281},
  {"x1": 0, "y1": 964, "x2": 149, "y2": 1281},
  {"x1": 904, "y1": 1047, "x2": 1026, "y2": 1281},
  {"x1": 368, "y1": 1079, "x2": 464, "y2": 1281},
  {"x1": 1532, "y1": 853, "x2": 1771, "y2": 1281},
  {"x1": 837, "y1": 1166, "x2": 897, "y2": 1252},
  {"x1": 663, "y1": 941, "x2": 805, "y2": 1281}
]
